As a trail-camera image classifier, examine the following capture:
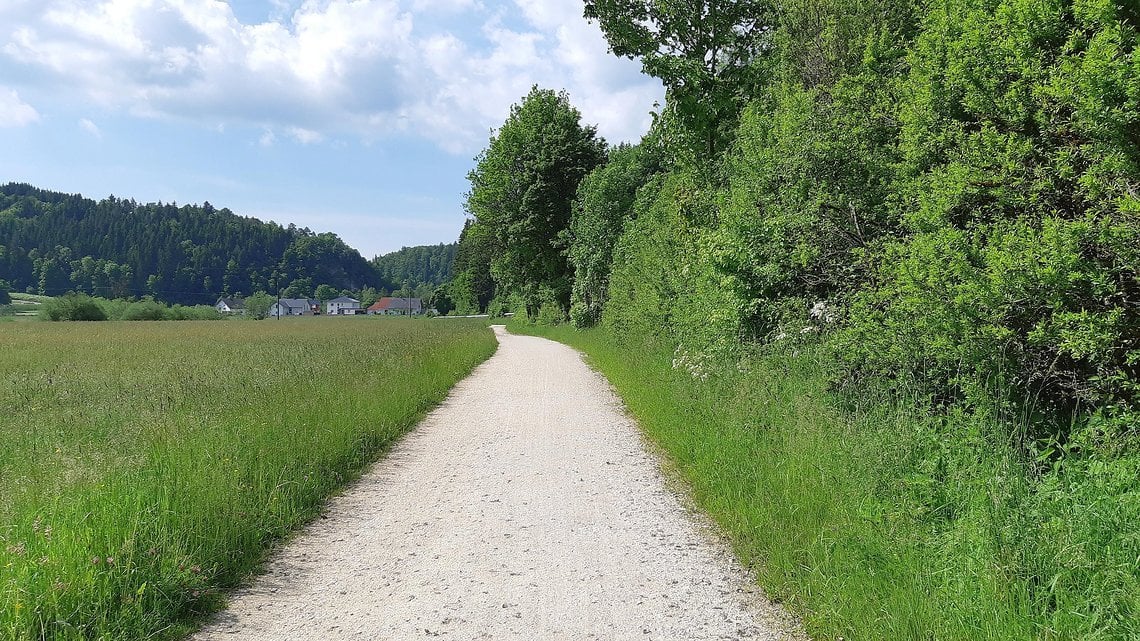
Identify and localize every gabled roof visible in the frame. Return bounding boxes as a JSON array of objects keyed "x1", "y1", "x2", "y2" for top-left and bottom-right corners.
[
  {"x1": 275, "y1": 298, "x2": 316, "y2": 310},
  {"x1": 368, "y1": 297, "x2": 423, "y2": 311},
  {"x1": 216, "y1": 297, "x2": 244, "y2": 309},
  {"x1": 329, "y1": 296, "x2": 360, "y2": 304}
]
